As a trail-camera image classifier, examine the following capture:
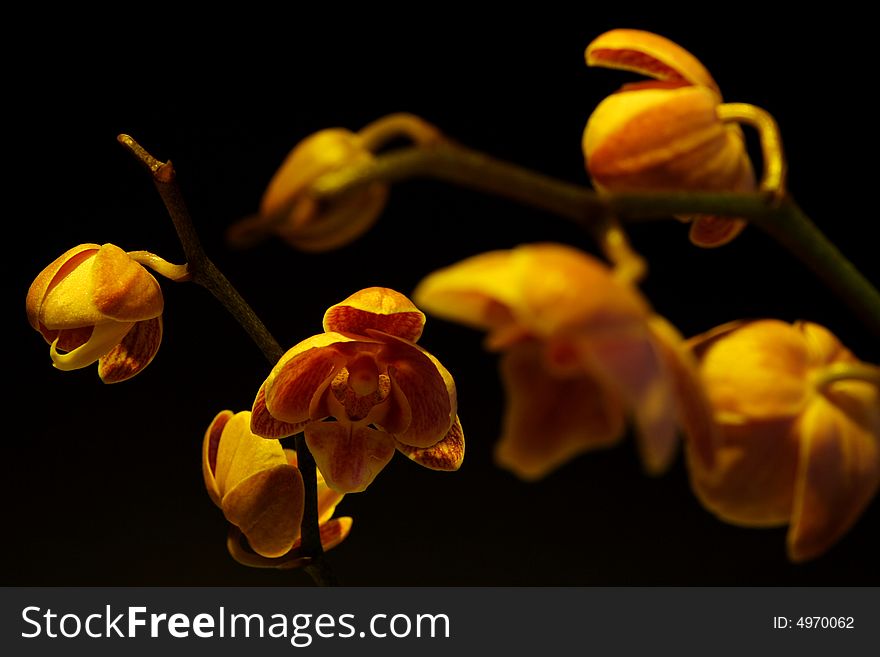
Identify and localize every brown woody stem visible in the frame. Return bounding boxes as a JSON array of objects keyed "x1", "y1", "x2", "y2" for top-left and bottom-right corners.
[{"x1": 117, "y1": 134, "x2": 333, "y2": 586}]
